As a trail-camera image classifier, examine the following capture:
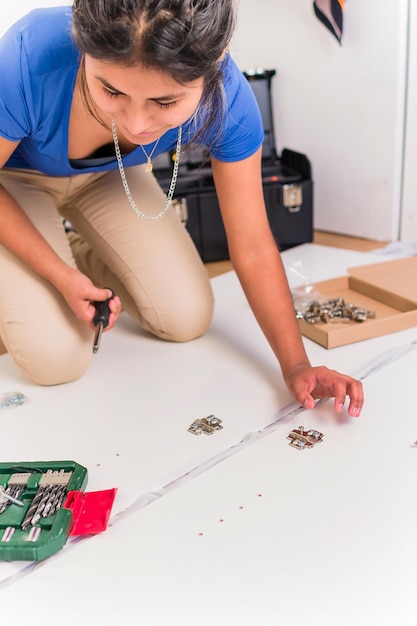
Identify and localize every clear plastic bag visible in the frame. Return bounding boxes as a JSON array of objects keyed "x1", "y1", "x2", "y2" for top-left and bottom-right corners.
[{"x1": 0, "y1": 391, "x2": 26, "y2": 411}]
